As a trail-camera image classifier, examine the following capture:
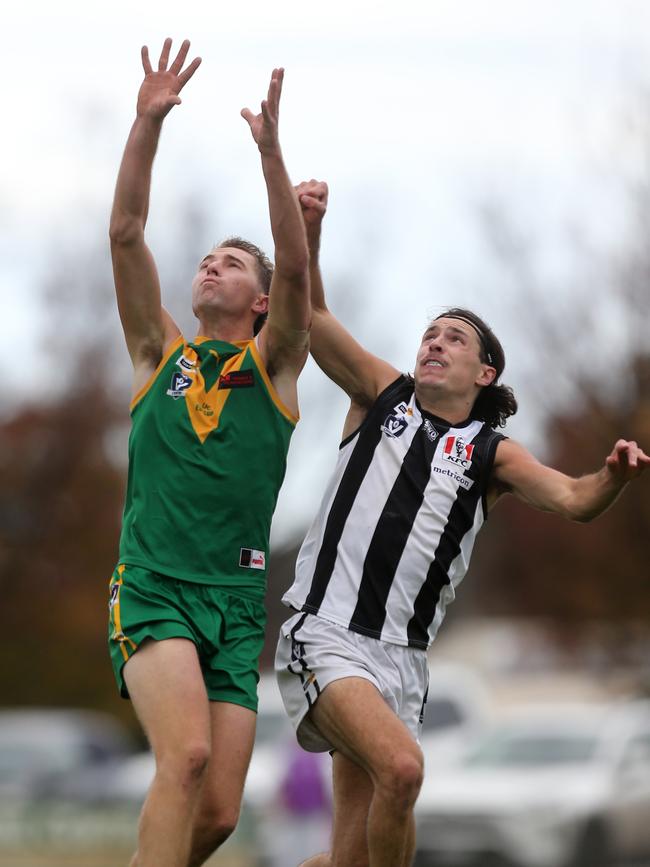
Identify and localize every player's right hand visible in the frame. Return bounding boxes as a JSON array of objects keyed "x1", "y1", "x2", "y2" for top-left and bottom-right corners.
[{"x1": 137, "y1": 38, "x2": 201, "y2": 120}]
